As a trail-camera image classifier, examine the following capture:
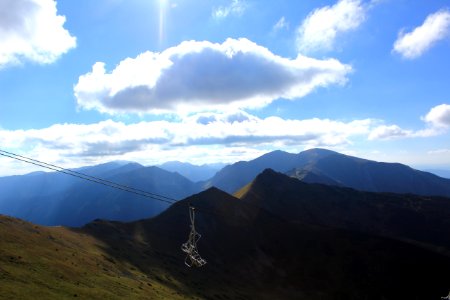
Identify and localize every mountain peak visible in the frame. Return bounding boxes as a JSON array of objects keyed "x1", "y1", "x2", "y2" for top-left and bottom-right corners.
[
  {"x1": 194, "y1": 186, "x2": 231, "y2": 200},
  {"x1": 235, "y1": 168, "x2": 297, "y2": 199},
  {"x1": 259, "y1": 167, "x2": 280, "y2": 176},
  {"x1": 301, "y1": 148, "x2": 337, "y2": 154},
  {"x1": 260, "y1": 149, "x2": 290, "y2": 157},
  {"x1": 257, "y1": 168, "x2": 301, "y2": 184},
  {"x1": 173, "y1": 186, "x2": 236, "y2": 210},
  {"x1": 298, "y1": 148, "x2": 340, "y2": 159}
]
